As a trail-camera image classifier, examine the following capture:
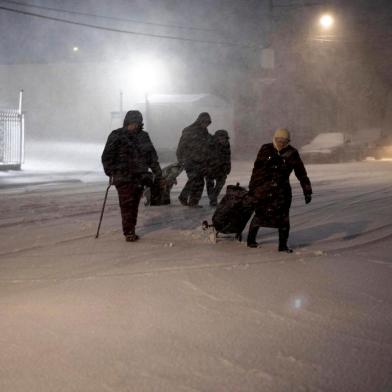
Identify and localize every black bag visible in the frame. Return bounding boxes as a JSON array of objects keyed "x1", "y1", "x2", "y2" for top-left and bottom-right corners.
[
  {"x1": 212, "y1": 183, "x2": 254, "y2": 237},
  {"x1": 149, "y1": 178, "x2": 165, "y2": 205},
  {"x1": 149, "y1": 163, "x2": 184, "y2": 206},
  {"x1": 140, "y1": 172, "x2": 154, "y2": 188}
]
